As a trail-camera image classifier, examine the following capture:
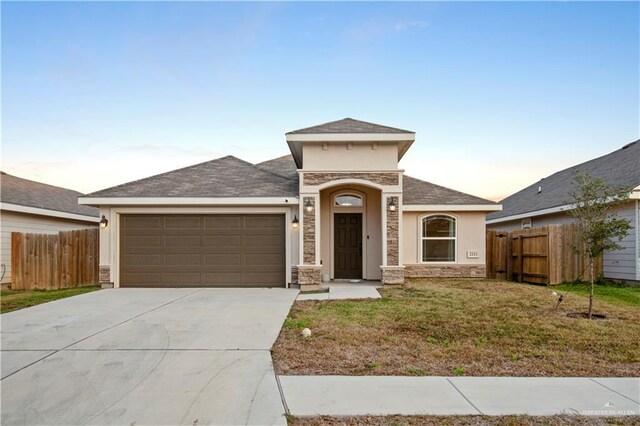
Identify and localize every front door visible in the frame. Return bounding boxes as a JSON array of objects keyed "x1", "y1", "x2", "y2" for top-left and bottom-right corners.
[{"x1": 334, "y1": 213, "x2": 362, "y2": 279}]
